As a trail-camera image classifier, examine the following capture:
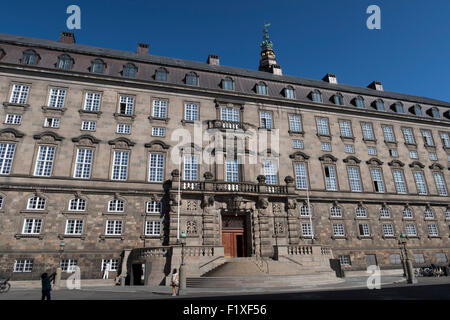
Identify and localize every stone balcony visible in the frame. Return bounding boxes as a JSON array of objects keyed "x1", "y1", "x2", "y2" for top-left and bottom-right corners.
[{"x1": 206, "y1": 119, "x2": 256, "y2": 131}]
